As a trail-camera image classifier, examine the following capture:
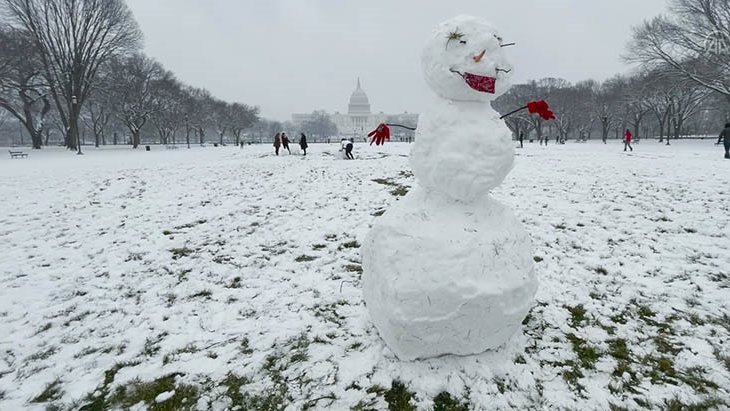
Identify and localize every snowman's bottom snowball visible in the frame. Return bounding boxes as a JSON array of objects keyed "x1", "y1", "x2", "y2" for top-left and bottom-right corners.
[{"x1": 362, "y1": 188, "x2": 537, "y2": 361}]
